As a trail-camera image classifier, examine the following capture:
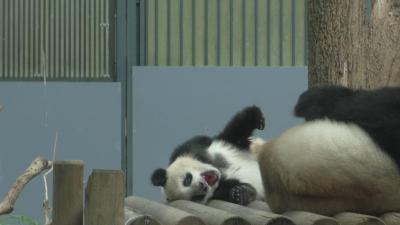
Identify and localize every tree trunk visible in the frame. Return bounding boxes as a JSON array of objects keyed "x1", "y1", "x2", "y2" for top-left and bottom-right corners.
[{"x1": 308, "y1": 0, "x2": 400, "y2": 88}]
